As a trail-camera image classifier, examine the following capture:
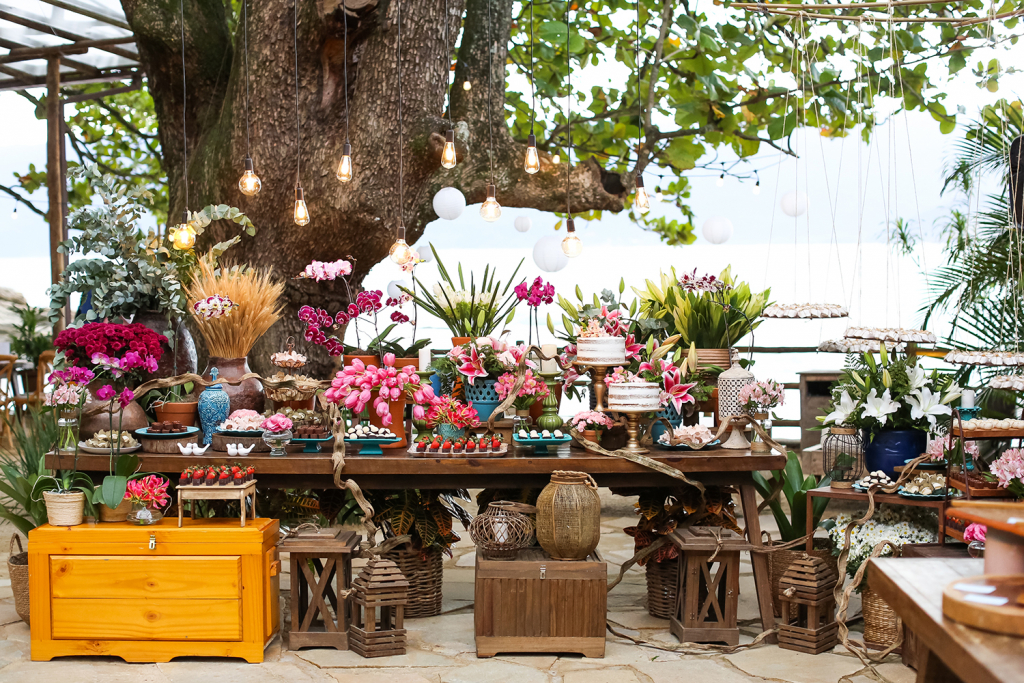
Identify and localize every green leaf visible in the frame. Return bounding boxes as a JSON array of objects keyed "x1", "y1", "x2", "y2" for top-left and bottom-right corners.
[{"x1": 100, "y1": 476, "x2": 128, "y2": 511}]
